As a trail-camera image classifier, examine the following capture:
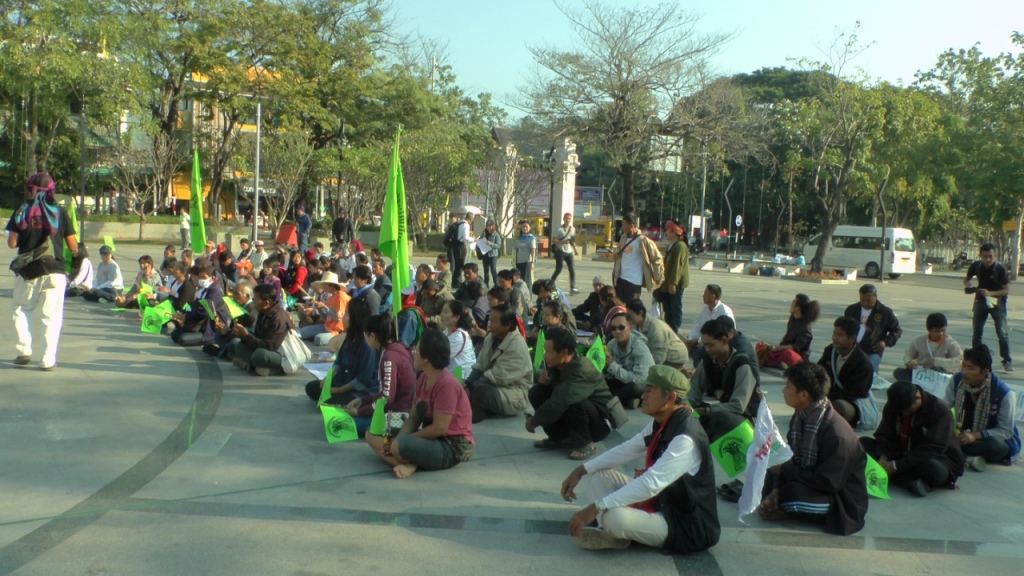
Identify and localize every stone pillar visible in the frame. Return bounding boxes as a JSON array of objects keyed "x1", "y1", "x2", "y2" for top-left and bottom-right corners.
[{"x1": 551, "y1": 138, "x2": 578, "y2": 229}]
